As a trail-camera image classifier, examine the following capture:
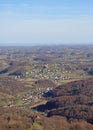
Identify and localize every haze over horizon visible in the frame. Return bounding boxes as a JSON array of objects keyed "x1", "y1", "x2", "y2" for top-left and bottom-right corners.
[{"x1": 0, "y1": 0, "x2": 93, "y2": 46}]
